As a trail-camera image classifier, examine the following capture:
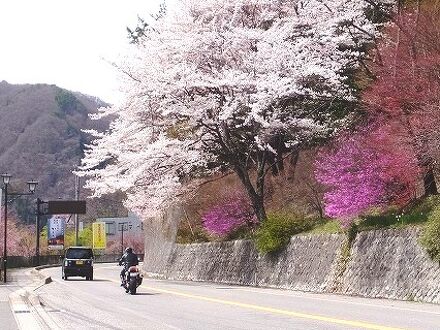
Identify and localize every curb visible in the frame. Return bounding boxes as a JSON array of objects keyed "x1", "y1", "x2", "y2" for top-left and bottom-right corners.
[
  {"x1": 26, "y1": 289, "x2": 60, "y2": 330},
  {"x1": 31, "y1": 268, "x2": 54, "y2": 281},
  {"x1": 27, "y1": 267, "x2": 60, "y2": 329},
  {"x1": 8, "y1": 267, "x2": 59, "y2": 330},
  {"x1": 9, "y1": 289, "x2": 44, "y2": 330},
  {"x1": 34, "y1": 264, "x2": 60, "y2": 270}
]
